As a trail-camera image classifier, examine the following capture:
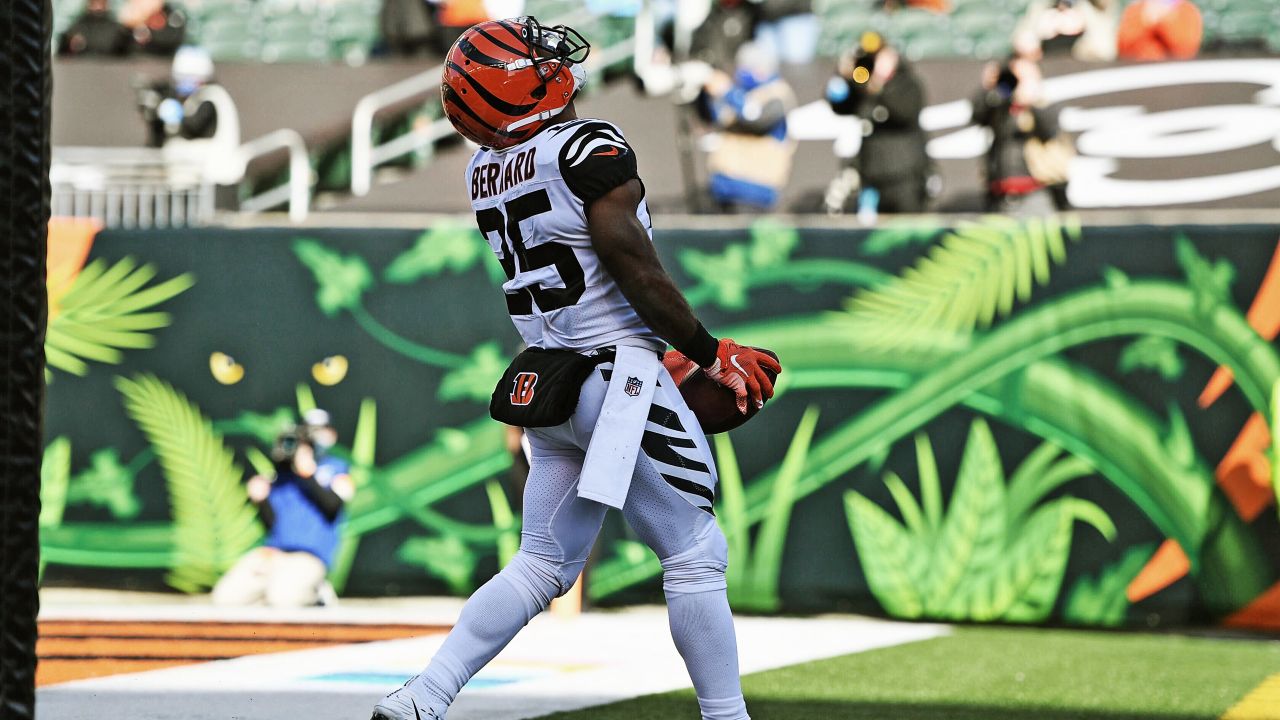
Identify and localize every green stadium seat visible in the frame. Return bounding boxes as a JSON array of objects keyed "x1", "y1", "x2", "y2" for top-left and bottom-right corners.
[
  {"x1": 327, "y1": 4, "x2": 378, "y2": 64},
  {"x1": 1216, "y1": 8, "x2": 1274, "y2": 43},
  {"x1": 973, "y1": 29, "x2": 1013, "y2": 60},
  {"x1": 525, "y1": 0, "x2": 582, "y2": 22},
  {"x1": 261, "y1": 38, "x2": 330, "y2": 63},
  {"x1": 201, "y1": 37, "x2": 262, "y2": 62},
  {"x1": 886, "y1": 8, "x2": 949, "y2": 35},
  {"x1": 260, "y1": 10, "x2": 325, "y2": 41},
  {"x1": 950, "y1": 8, "x2": 1015, "y2": 40},
  {"x1": 903, "y1": 33, "x2": 958, "y2": 61}
]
